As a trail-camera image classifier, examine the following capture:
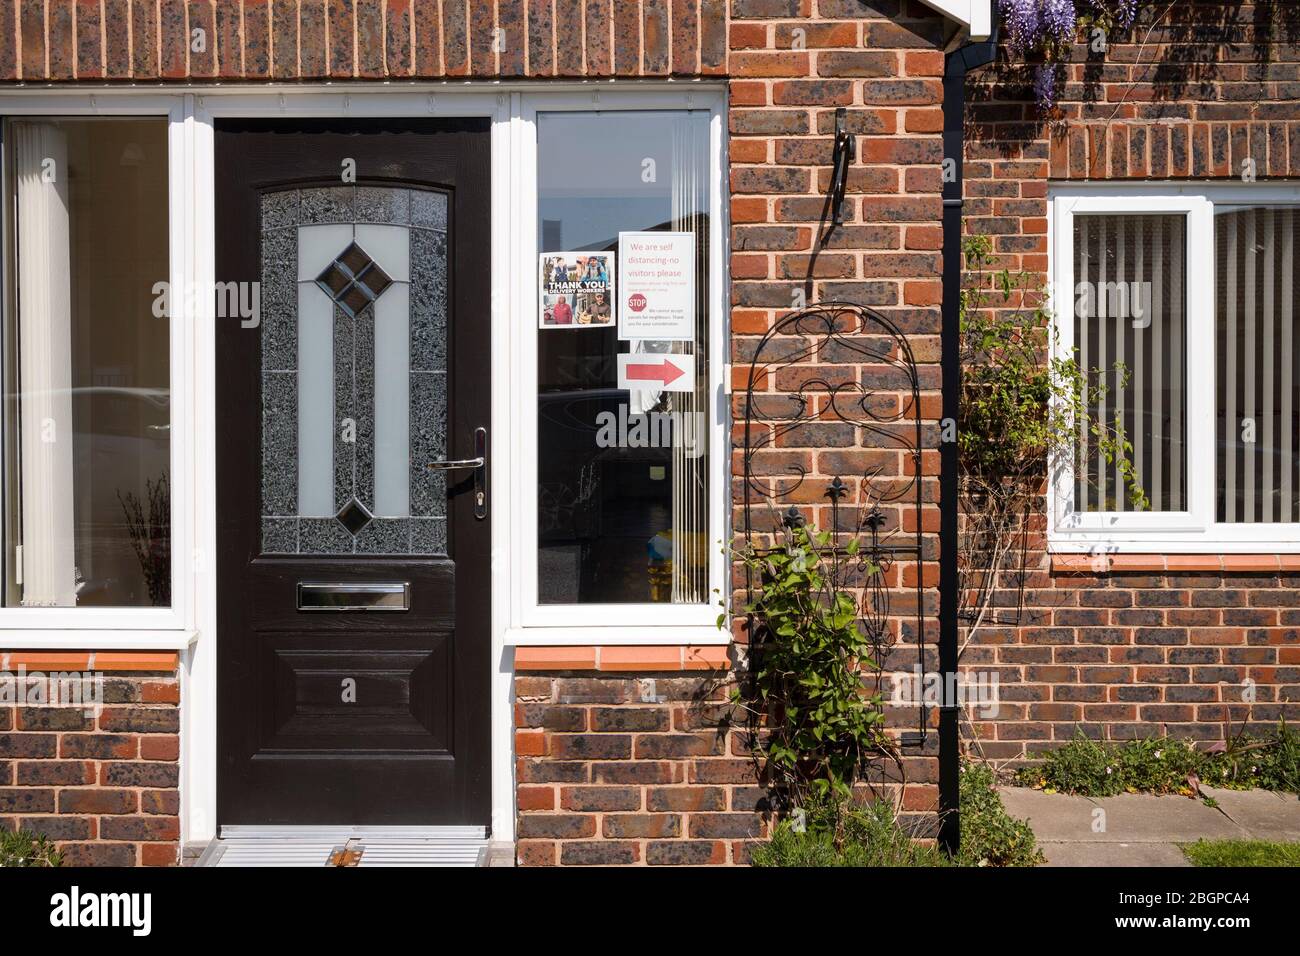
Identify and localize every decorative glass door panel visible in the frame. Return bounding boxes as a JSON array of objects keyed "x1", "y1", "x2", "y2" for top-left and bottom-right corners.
[{"x1": 258, "y1": 185, "x2": 448, "y2": 555}]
